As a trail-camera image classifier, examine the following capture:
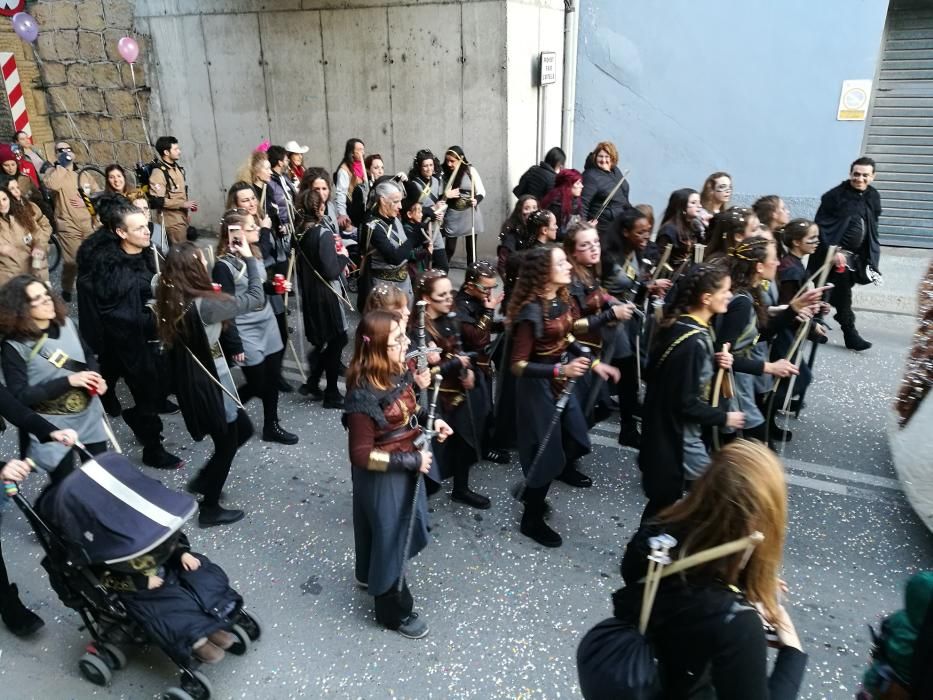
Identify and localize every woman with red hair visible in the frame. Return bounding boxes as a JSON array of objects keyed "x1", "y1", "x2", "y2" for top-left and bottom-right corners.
[{"x1": 540, "y1": 168, "x2": 584, "y2": 238}]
